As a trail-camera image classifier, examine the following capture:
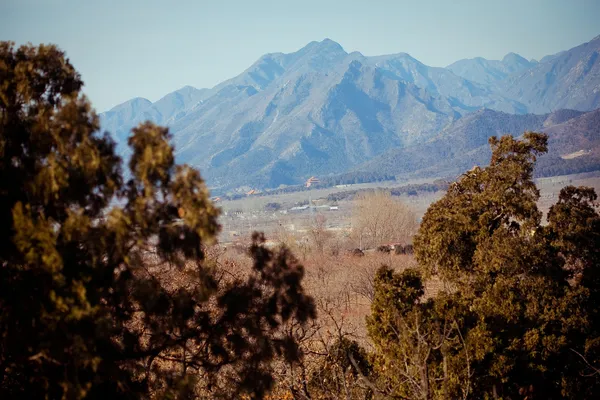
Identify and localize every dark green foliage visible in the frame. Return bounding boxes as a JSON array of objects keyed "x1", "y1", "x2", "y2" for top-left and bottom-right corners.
[
  {"x1": 534, "y1": 154, "x2": 600, "y2": 178},
  {"x1": 376, "y1": 245, "x2": 391, "y2": 253},
  {"x1": 264, "y1": 202, "x2": 282, "y2": 212},
  {"x1": 415, "y1": 133, "x2": 548, "y2": 278},
  {"x1": 394, "y1": 244, "x2": 414, "y2": 255},
  {"x1": 0, "y1": 42, "x2": 315, "y2": 399},
  {"x1": 366, "y1": 132, "x2": 600, "y2": 399},
  {"x1": 326, "y1": 180, "x2": 448, "y2": 203},
  {"x1": 367, "y1": 266, "x2": 473, "y2": 399},
  {"x1": 318, "y1": 171, "x2": 396, "y2": 187},
  {"x1": 215, "y1": 172, "x2": 397, "y2": 199}
]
